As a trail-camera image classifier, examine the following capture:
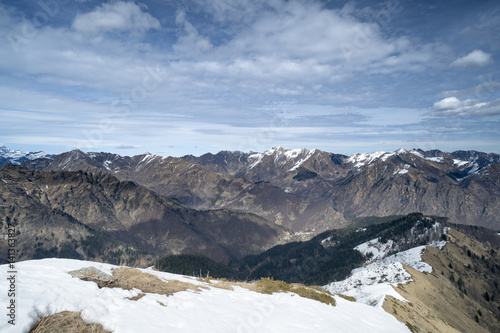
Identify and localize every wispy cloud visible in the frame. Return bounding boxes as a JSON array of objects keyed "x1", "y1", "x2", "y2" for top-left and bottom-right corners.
[
  {"x1": 432, "y1": 97, "x2": 500, "y2": 117},
  {"x1": 115, "y1": 144, "x2": 143, "y2": 150},
  {"x1": 72, "y1": 1, "x2": 160, "y2": 34}
]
